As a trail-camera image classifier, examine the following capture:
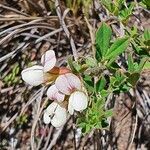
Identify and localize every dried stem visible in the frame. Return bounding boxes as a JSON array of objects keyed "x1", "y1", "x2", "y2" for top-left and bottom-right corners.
[{"x1": 55, "y1": 0, "x2": 78, "y2": 61}]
